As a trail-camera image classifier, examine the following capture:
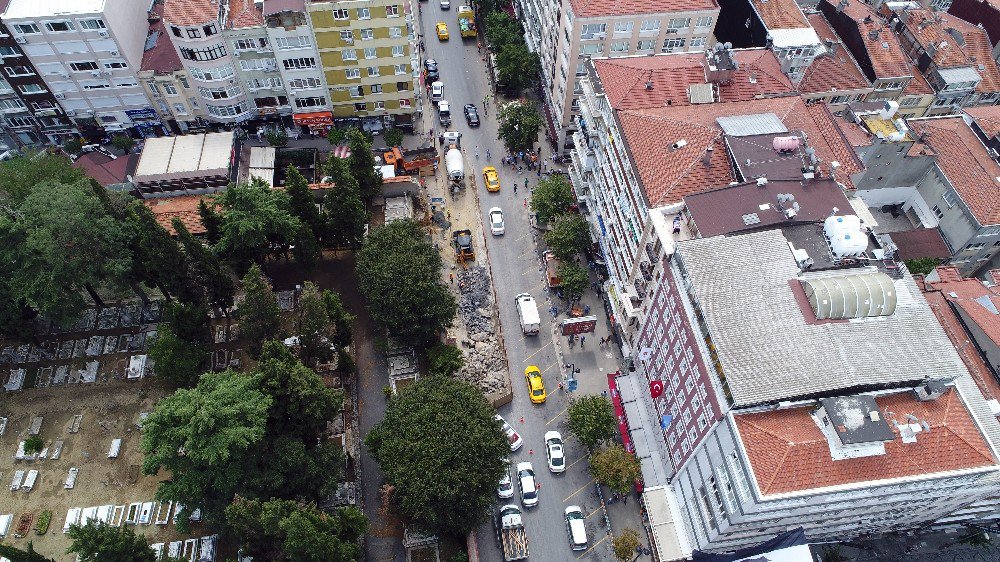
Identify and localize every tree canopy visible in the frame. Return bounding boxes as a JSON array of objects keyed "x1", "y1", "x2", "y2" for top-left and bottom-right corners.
[
  {"x1": 295, "y1": 282, "x2": 336, "y2": 366},
  {"x1": 226, "y1": 497, "x2": 367, "y2": 562},
  {"x1": 567, "y1": 394, "x2": 617, "y2": 451},
  {"x1": 530, "y1": 174, "x2": 575, "y2": 225},
  {"x1": 0, "y1": 150, "x2": 84, "y2": 204},
  {"x1": 366, "y1": 377, "x2": 509, "y2": 535},
  {"x1": 322, "y1": 289, "x2": 355, "y2": 349},
  {"x1": 496, "y1": 43, "x2": 541, "y2": 94},
  {"x1": 497, "y1": 101, "x2": 543, "y2": 152},
  {"x1": 356, "y1": 220, "x2": 455, "y2": 345},
  {"x1": 544, "y1": 214, "x2": 590, "y2": 261},
  {"x1": 0, "y1": 542, "x2": 55, "y2": 562},
  {"x1": 483, "y1": 12, "x2": 522, "y2": 53},
  {"x1": 612, "y1": 528, "x2": 641, "y2": 561},
  {"x1": 213, "y1": 180, "x2": 302, "y2": 272},
  {"x1": 148, "y1": 322, "x2": 208, "y2": 388},
  {"x1": 174, "y1": 219, "x2": 236, "y2": 313},
  {"x1": 346, "y1": 128, "x2": 383, "y2": 200},
  {"x1": 67, "y1": 522, "x2": 156, "y2": 562},
  {"x1": 322, "y1": 156, "x2": 368, "y2": 250},
  {"x1": 239, "y1": 264, "x2": 283, "y2": 357},
  {"x1": 557, "y1": 261, "x2": 589, "y2": 302},
  {"x1": 427, "y1": 343, "x2": 464, "y2": 377},
  {"x1": 590, "y1": 444, "x2": 642, "y2": 496}
]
